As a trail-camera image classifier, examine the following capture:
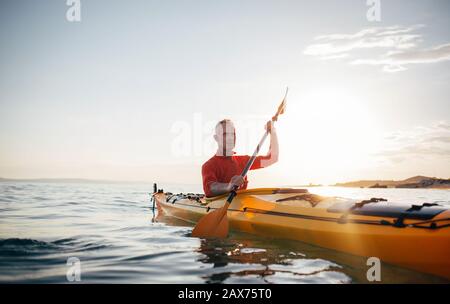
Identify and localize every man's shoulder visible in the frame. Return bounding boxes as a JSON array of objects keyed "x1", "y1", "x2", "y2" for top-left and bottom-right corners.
[
  {"x1": 233, "y1": 155, "x2": 250, "y2": 159},
  {"x1": 202, "y1": 155, "x2": 250, "y2": 169},
  {"x1": 202, "y1": 155, "x2": 218, "y2": 169},
  {"x1": 233, "y1": 155, "x2": 250, "y2": 163}
]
